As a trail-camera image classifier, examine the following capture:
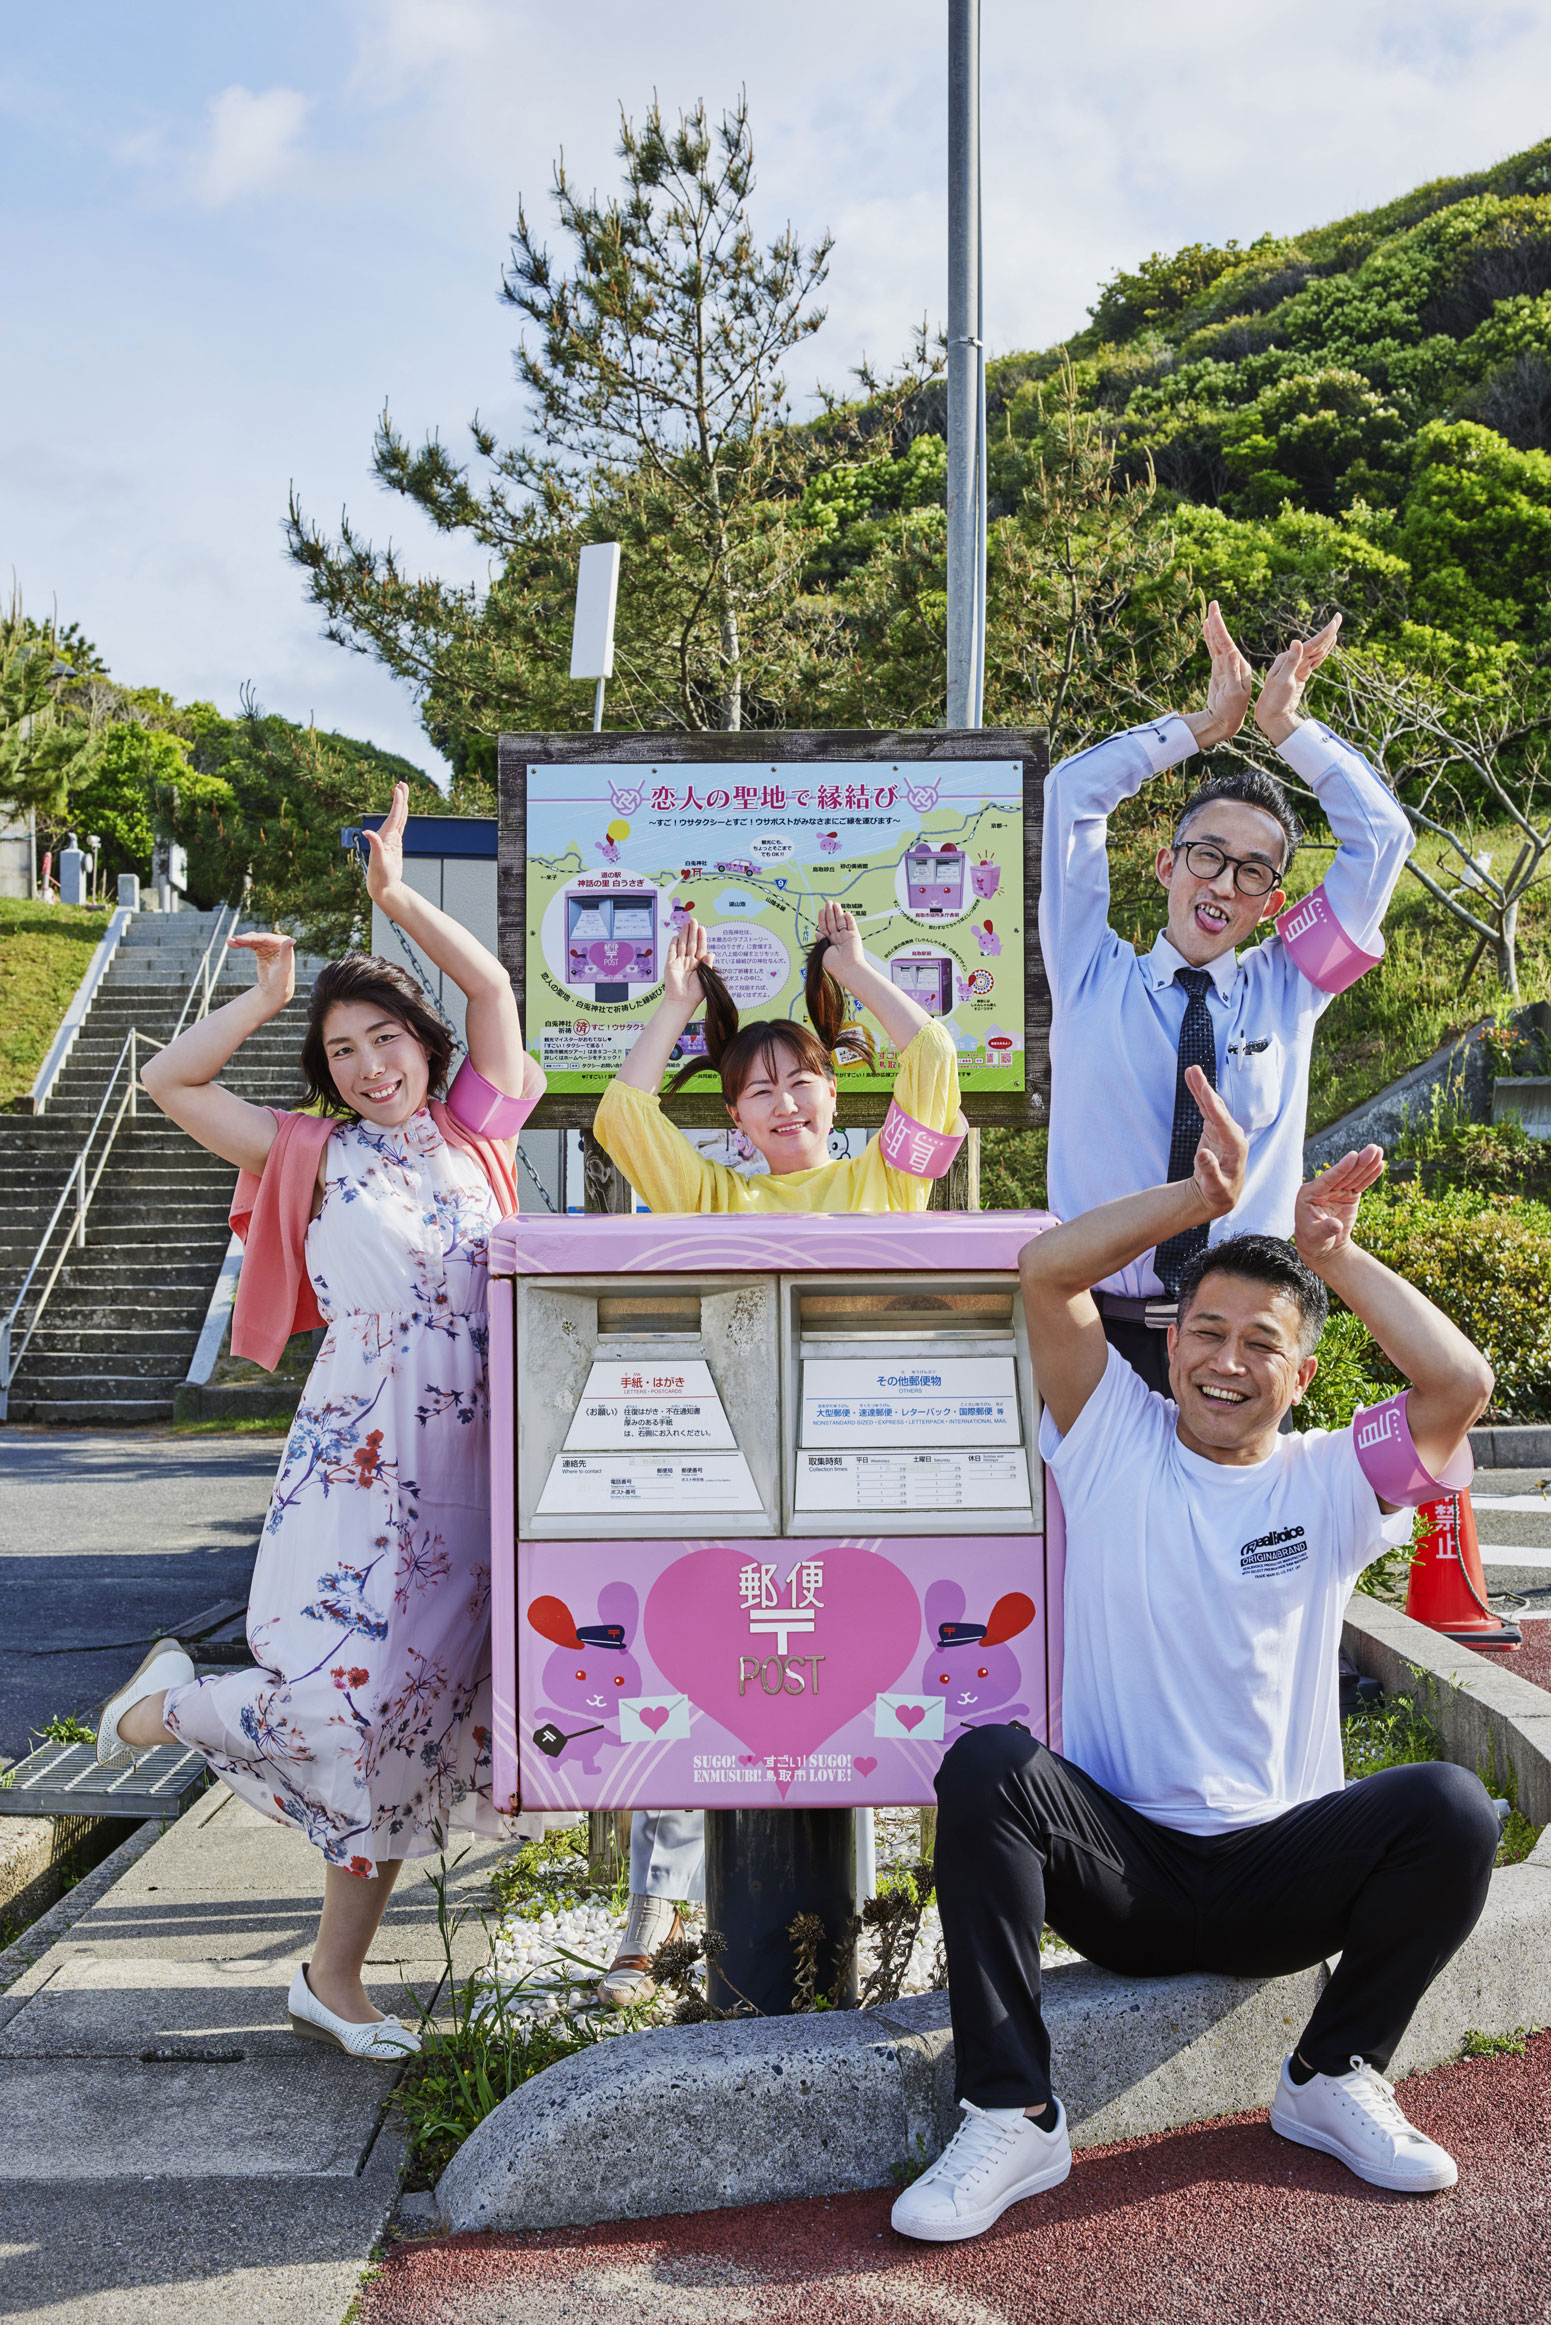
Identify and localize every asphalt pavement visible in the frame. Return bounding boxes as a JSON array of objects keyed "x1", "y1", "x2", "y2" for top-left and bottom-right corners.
[{"x1": 0, "y1": 1428, "x2": 281, "y2": 1762}]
